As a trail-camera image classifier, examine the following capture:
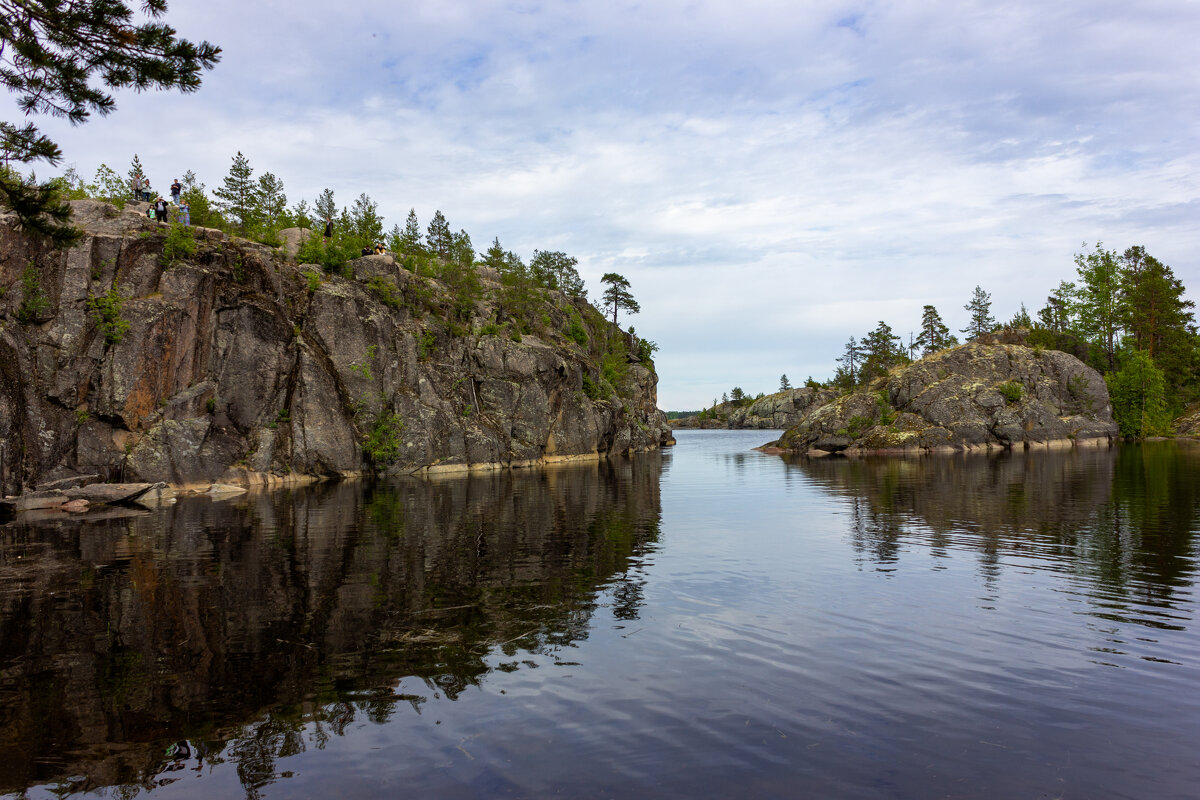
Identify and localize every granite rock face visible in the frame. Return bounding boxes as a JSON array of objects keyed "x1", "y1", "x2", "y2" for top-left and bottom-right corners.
[
  {"x1": 767, "y1": 342, "x2": 1118, "y2": 455},
  {"x1": 0, "y1": 201, "x2": 672, "y2": 492}
]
